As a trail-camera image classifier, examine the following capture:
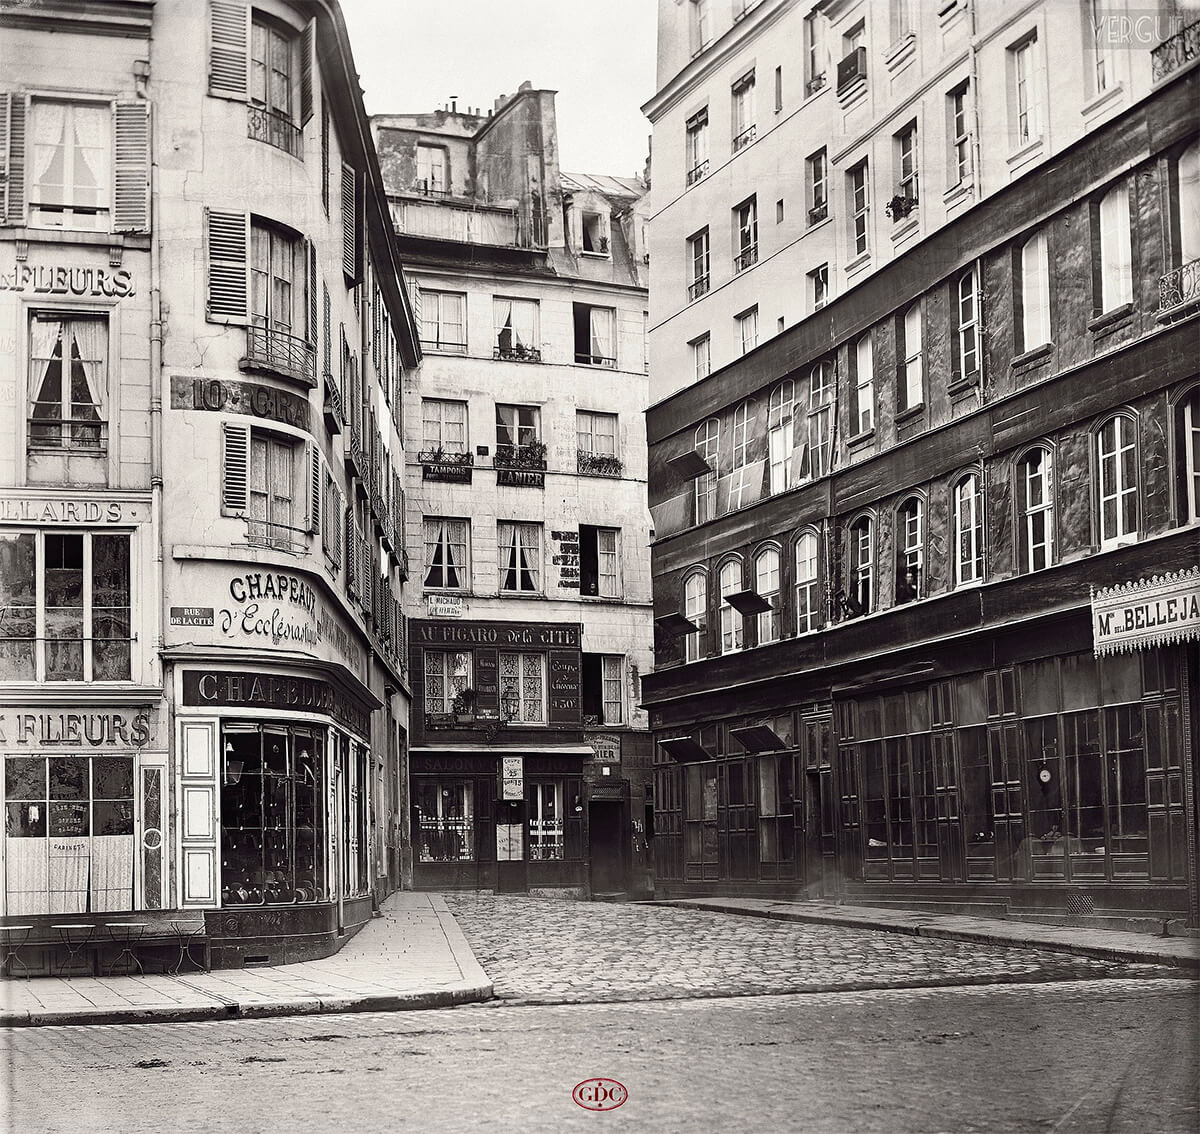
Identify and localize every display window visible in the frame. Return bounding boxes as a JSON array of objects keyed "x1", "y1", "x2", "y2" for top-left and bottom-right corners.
[{"x1": 415, "y1": 779, "x2": 474, "y2": 862}]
